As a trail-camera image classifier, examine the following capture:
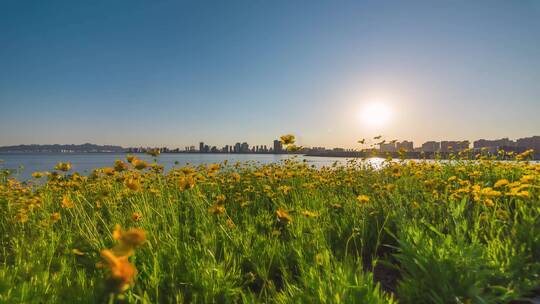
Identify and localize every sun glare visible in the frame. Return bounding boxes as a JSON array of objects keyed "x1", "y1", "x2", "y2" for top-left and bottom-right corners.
[{"x1": 360, "y1": 102, "x2": 392, "y2": 127}]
